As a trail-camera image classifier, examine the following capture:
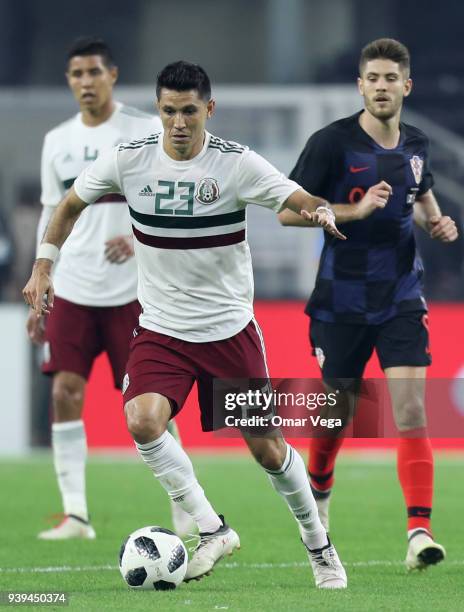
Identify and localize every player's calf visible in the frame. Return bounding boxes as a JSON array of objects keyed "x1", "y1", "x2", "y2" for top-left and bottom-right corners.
[{"x1": 310, "y1": 484, "x2": 331, "y2": 532}]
